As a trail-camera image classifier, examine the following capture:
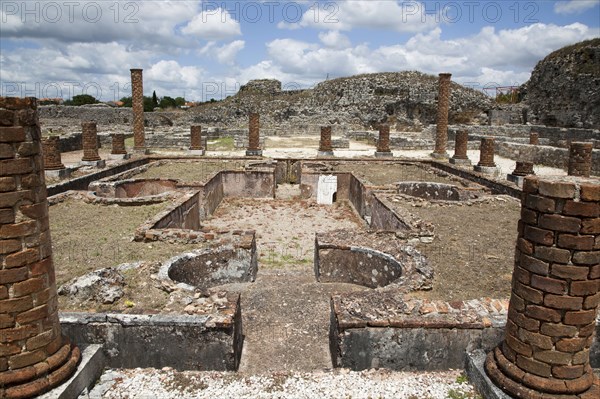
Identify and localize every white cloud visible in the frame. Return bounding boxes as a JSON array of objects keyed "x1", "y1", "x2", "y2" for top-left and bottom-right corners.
[
  {"x1": 216, "y1": 40, "x2": 246, "y2": 65},
  {"x1": 554, "y1": 1, "x2": 599, "y2": 15},
  {"x1": 319, "y1": 31, "x2": 351, "y2": 49},
  {"x1": 279, "y1": 1, "x2": 437, "y2": 33},
  {"x1": 181, "y1": 7, "x2": 241, "y2": 40}
]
